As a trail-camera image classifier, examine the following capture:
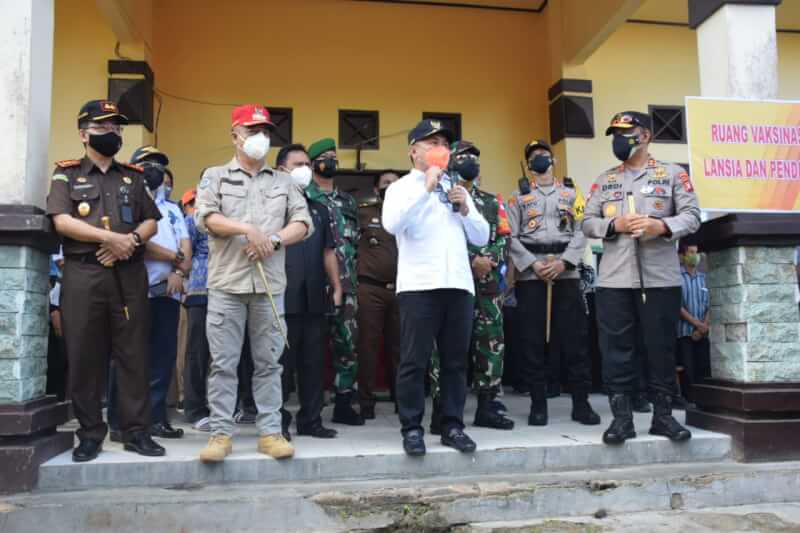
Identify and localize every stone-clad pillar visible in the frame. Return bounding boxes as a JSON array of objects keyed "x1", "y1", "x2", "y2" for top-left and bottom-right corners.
[{"x1": 0, "y1": 0, "x2": 71, "y2": 493}]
